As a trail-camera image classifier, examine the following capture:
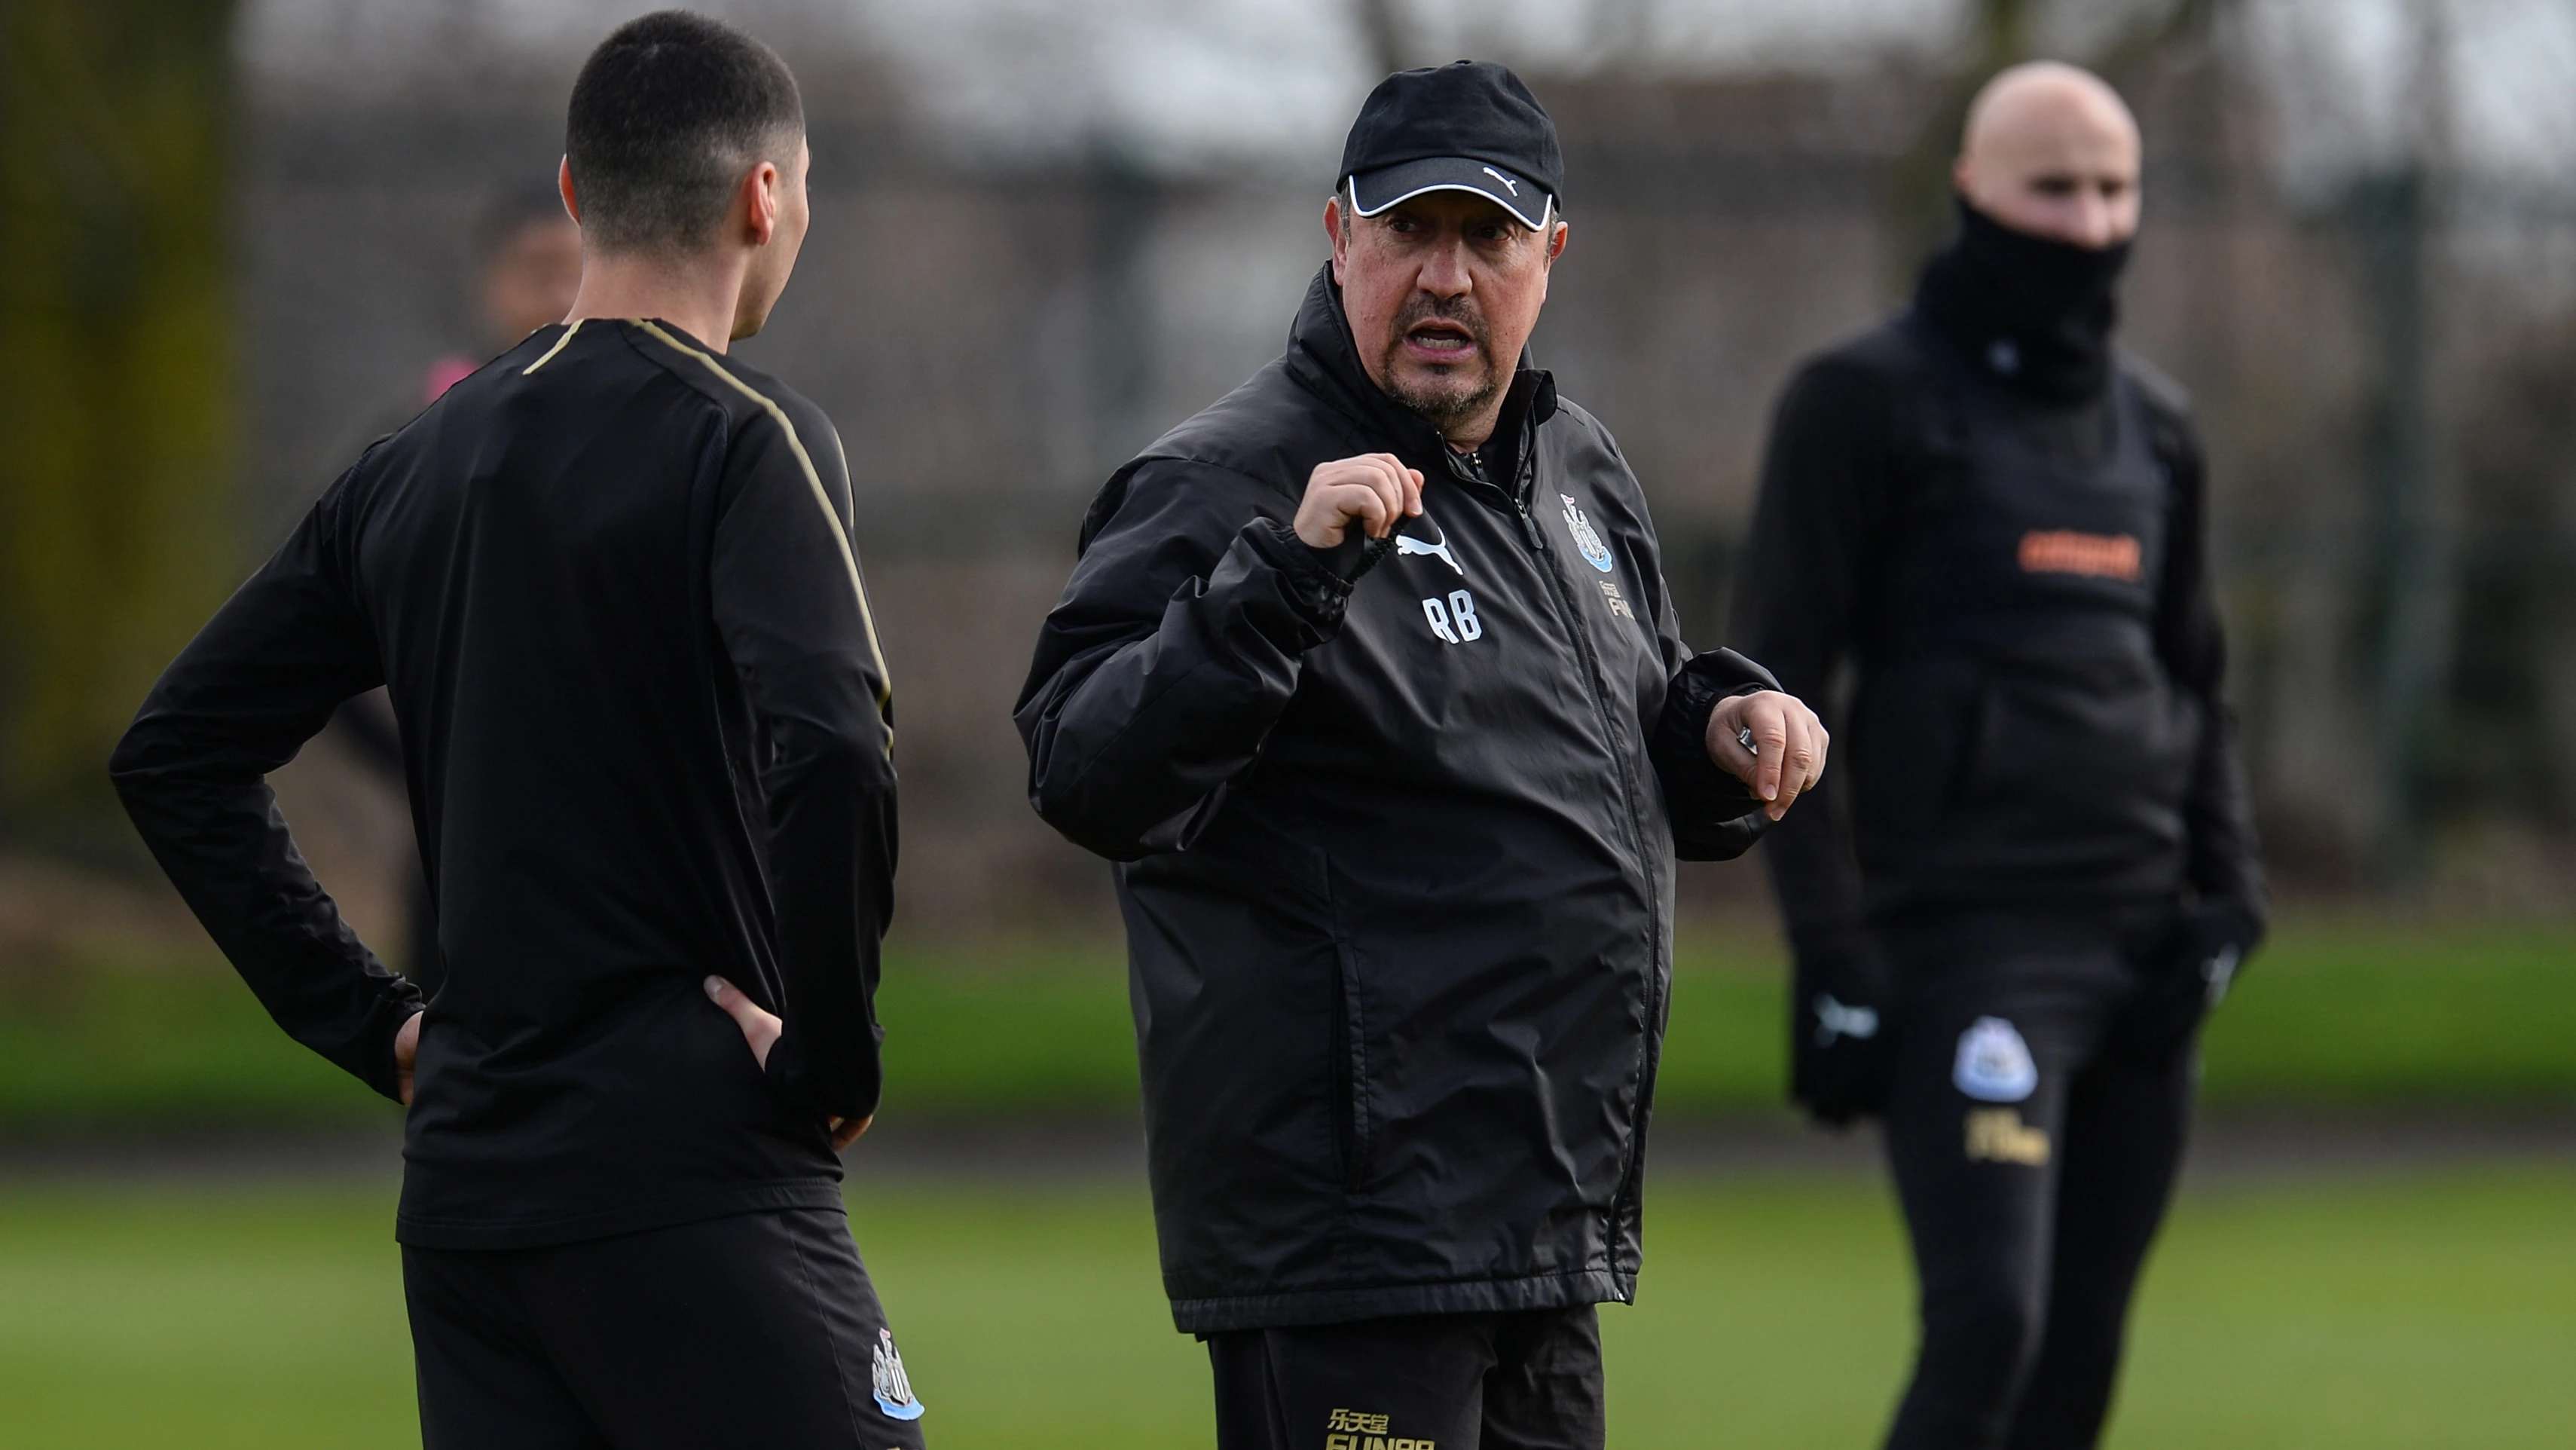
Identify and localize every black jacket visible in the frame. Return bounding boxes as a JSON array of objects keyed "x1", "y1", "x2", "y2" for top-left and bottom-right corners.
[
  {"x1": 1016, "y1": 268, "x2": 1777, "y2": 1332},
  {"x1": 1734, "y1": 311, "x2": 2261, "y2": 974},
  {"x1": 112, "y1": 319, "x2": 897, "y2": 1249}
]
